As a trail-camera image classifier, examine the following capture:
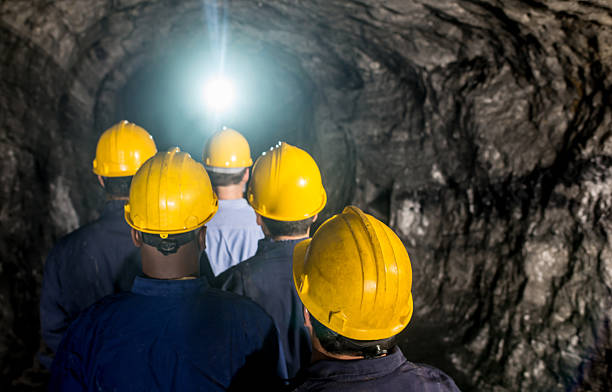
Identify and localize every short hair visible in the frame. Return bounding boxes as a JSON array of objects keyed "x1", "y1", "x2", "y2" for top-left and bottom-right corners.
[
  {"x1": 207, "y1": 168, "x2": 247, "y2": 187},
  {"x1": 103, "y1": 176, "x2": 132, "y2": 198},
  {"x1": 310, "y1": 314, "x2": 397, "y2": 358},
  {"x1": 141, "y1": 230, "x2": 197, "y2": 256},
  {"x1": 261, "y1": 216, "x2": 315, "y2": 237}
]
